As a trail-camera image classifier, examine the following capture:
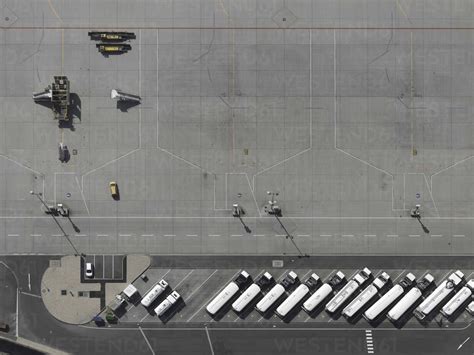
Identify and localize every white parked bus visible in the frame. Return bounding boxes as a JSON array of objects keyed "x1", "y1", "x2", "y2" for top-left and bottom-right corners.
[
  {"x1": 441, "y1": 279, "x2": 474, "y2": 318},
  {"x1": 364, "y1": 273, "x2": 416, "y2": 322},
  {"x1": 343, "y1": 272, "x2": 390, "y2": 319},
  {"x1": 256, "y1": 271, "x2": 297, "y2": 314},
  {"x1": 141, "y1": 280, "x2": 169, "y2": 307},
  {"x1": 414, "y1": 270, "x2": 464, "y2": 321},
  {"x1": 326, "y1": 268, "x2": 371, "y2": 314},
  {"x1": 154, "y1": 291, "x2": 180, "y2": 316},
  {"x1": 387, "y1": 274, "x2": 434, "y2": 323},
  {"x1": 206, "y1": 271, "x2": 250, "y2": 316},
  {"x1": 276, "y1": 274, "x2": 319, "y2": 318},
  {"x1": 302, "y1": 283, "x2": 333, "y2": 313},
  {"x1": 232, "y1": 272, "x2": 273, "y2": 313}
]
